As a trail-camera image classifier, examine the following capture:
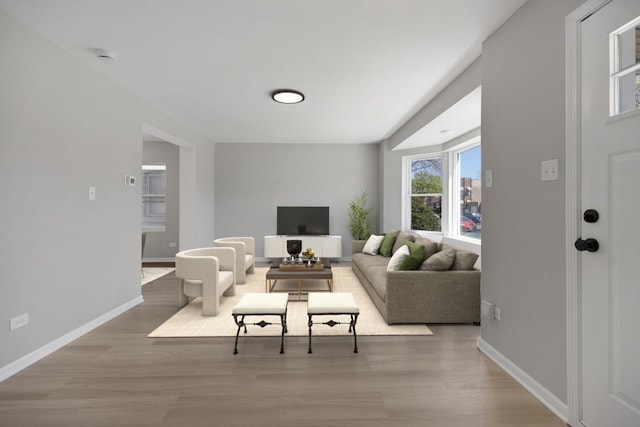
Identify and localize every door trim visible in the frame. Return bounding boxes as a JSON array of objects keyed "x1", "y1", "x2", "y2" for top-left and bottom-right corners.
[{"x1": 565, "y1": 1, "x2": 612, "y2": 426}]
